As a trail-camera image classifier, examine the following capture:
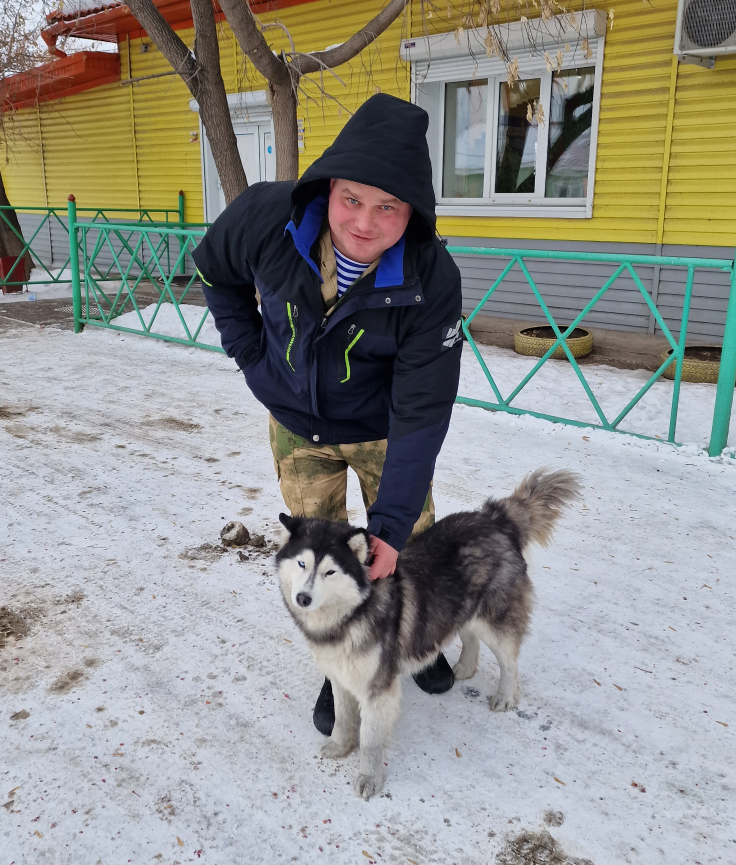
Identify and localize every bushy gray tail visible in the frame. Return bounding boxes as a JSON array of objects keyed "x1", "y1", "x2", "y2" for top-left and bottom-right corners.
[{"x1": 484, "y1": 468, "x2": 582, "y2": 548}]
